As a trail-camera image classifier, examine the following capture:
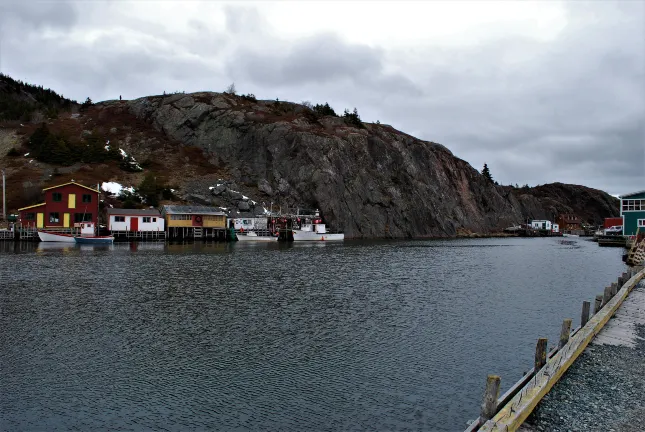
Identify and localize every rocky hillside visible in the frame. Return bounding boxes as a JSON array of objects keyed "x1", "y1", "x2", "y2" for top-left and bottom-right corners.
[{"x1": 1, "y1": 86, "x2": 620, "y2": 238}]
